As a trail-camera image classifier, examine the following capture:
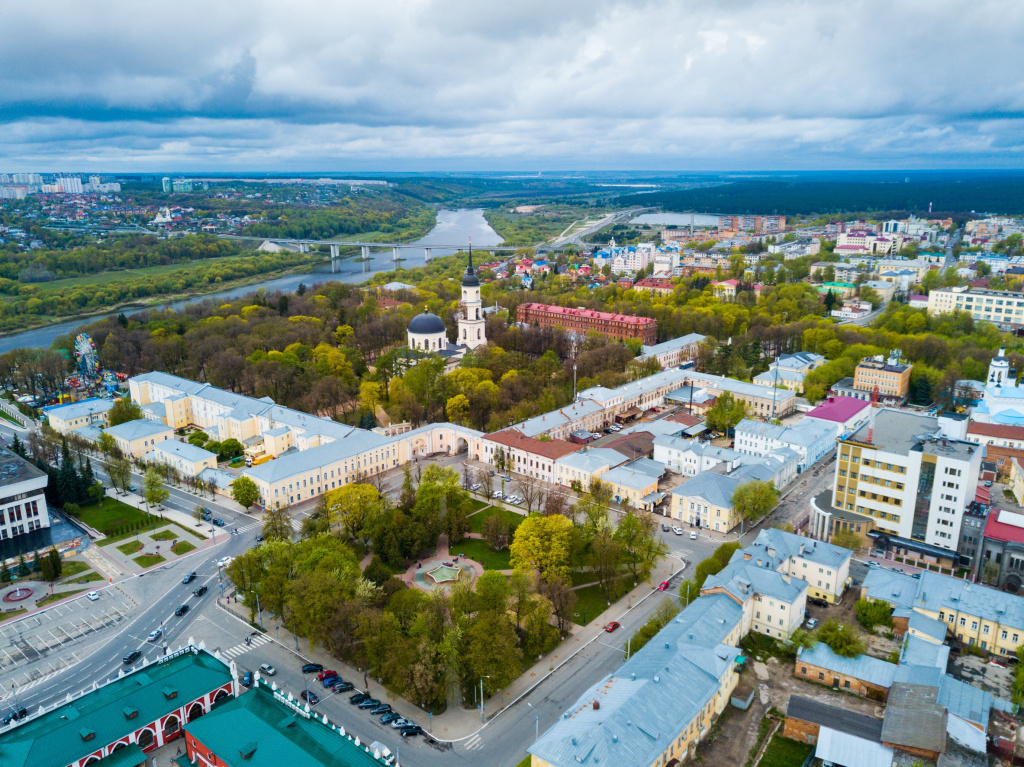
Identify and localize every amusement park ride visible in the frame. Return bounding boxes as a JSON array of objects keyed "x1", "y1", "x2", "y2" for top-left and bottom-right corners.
[{"x1": 65, "y1": 333, "x2": 126, "y2": 394}]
